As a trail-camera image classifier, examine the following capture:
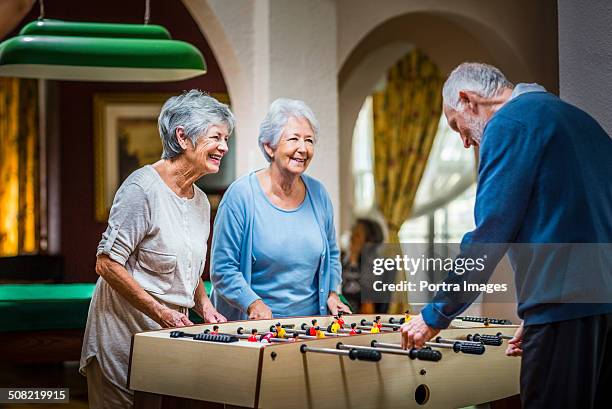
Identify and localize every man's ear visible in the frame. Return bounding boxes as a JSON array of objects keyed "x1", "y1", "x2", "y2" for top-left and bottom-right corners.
[
  {"x1": 263, "y1": 144, "x2": 275, "y2": 160},
  {"x1": 175, "y1": 127, "x2": 190, "y2": 149},
  {"x1": 459, "y1": 90, "x2": 480, "y2": 114}
]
